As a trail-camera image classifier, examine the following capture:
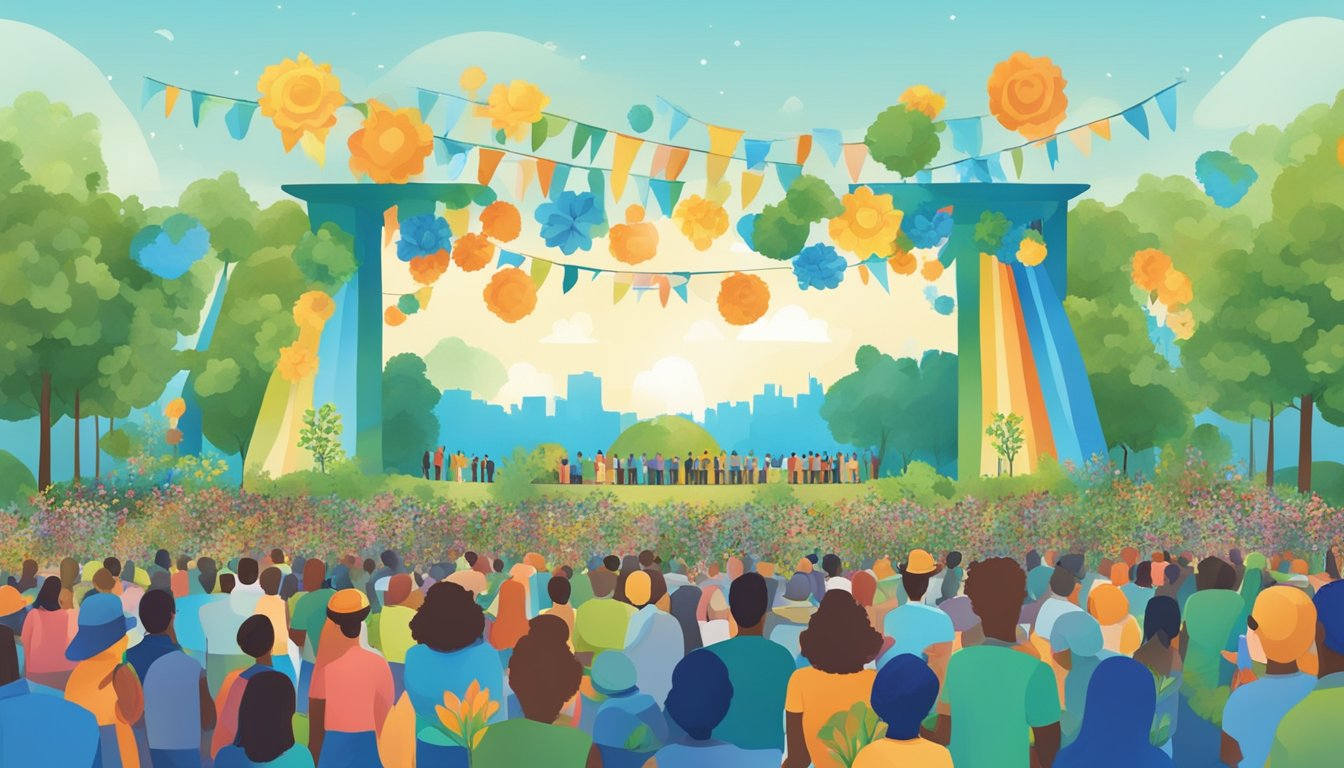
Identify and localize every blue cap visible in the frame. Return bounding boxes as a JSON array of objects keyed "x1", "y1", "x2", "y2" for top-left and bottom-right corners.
[
  {"x1": 66, "y1": 593, "x2": 136, "y2": 661},
  {"x1": 1314, "y1": 580, "x2": 1344, "y2": 656}
]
